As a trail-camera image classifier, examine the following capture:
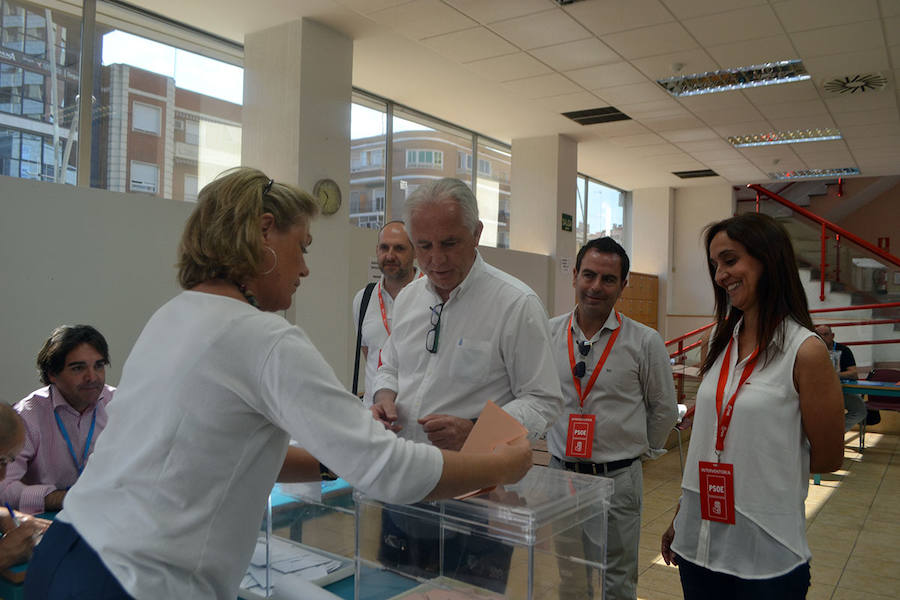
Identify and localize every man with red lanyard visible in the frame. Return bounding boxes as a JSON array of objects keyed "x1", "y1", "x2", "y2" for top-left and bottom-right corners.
[
  {"x1": 351, "y1": 220, "x2": 418, "y2": 407},
  {"x1": 546, "y1": 237, "x2": 677, "y2": 600},
  {"x1": 0, "y1": 325, "x2": 113, "y2": 514}
]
